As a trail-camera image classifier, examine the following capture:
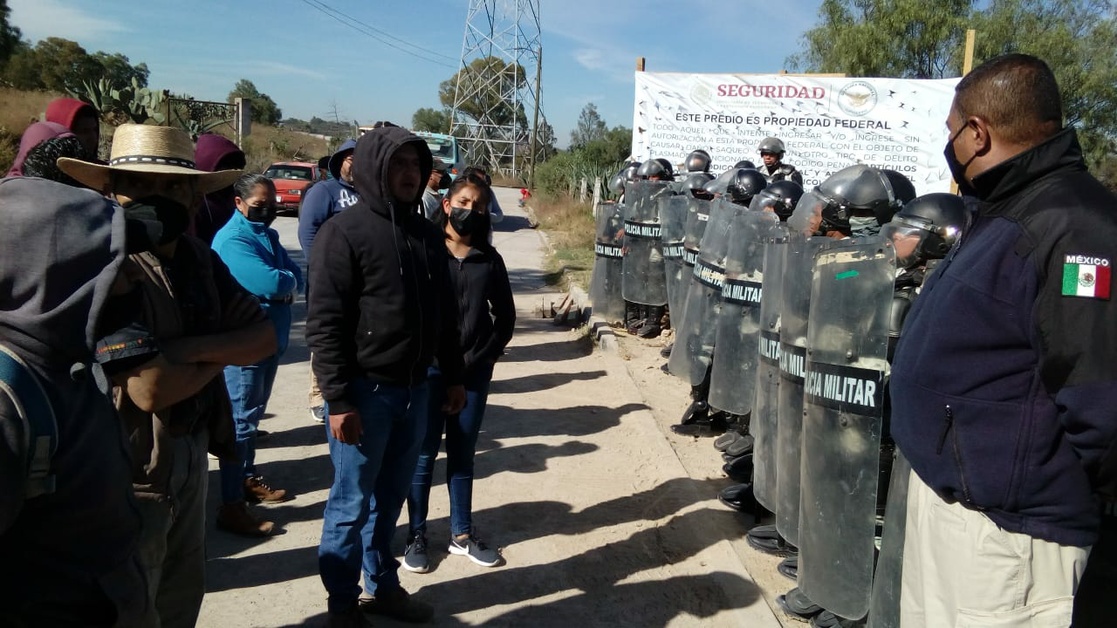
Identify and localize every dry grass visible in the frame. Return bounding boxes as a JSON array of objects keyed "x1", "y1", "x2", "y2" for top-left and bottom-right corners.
[
  {"x1": 0, "y1": 87, "x2": 67, "y2": 170},
  {"x1": 530, "y1": 193, "x2": 596, "y2": 290}
]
